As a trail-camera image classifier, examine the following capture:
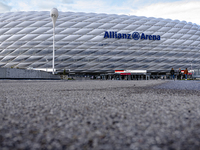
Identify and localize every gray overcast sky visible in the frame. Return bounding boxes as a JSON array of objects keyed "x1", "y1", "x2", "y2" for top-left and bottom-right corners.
[{"x1": 0, "y1": 0, "x2": 200, "y2": 25}]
